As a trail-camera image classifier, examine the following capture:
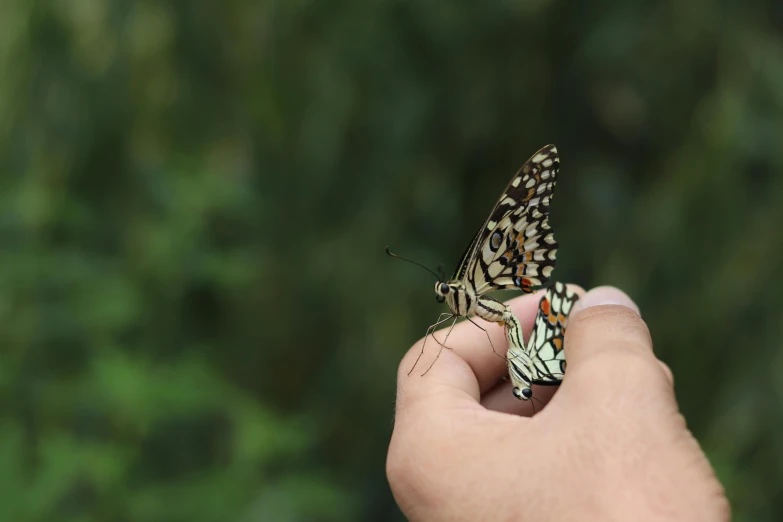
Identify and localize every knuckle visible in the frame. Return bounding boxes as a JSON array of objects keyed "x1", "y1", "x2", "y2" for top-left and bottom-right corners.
[
  {"x1": 578, "y1": 348, "x2": 669, "y2": 395},
  {"x1": 386, "y1": 430, "x2": 442, "y2": 514},
  {"x1": 714, "y1": 489, "x2": 733, "y2": 522},
  {"x1": 386, "y1": 431, "x2": 423, "y2": 499},
  {"x1": 658, "y1": 361, "x2": 674, "y2": 385},
  {"x1": 572, "y1": 304, "x2": 652, "y2": 351},
  {"x1": 573, "y1": 302, "x2": 645, "y2": 327},
  {"x1": 614, "y1": 351, "x2": 664, "y2": 385},
  {"x1": 578, "y1": 348, "x2": 647, "y2": 377},
  {"x1": 385, "y1": 435, "x2": 408, "y2": 490}
]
